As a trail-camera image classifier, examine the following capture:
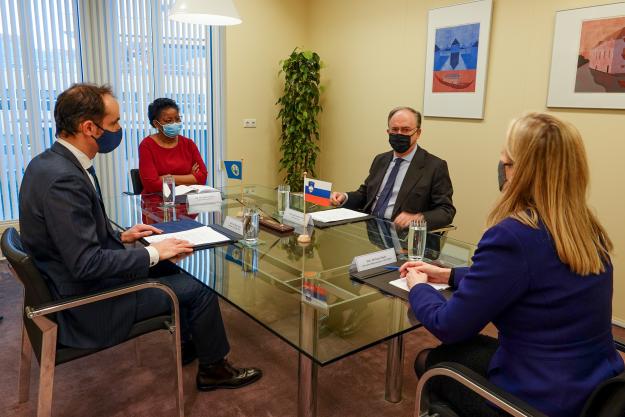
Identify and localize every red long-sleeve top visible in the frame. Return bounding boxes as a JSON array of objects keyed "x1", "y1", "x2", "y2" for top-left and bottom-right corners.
[{"x1": 138, "y1": 135, "x2": 208, "y2": 193}]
